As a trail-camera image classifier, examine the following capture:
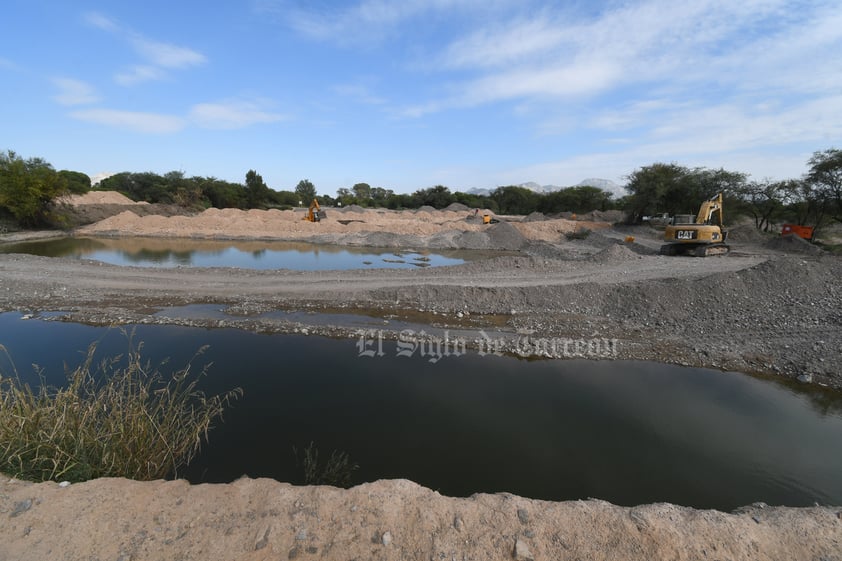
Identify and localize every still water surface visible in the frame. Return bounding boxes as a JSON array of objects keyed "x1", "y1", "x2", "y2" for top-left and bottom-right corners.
[
  {"x1": 1, "y1": 312, "x2": 840, "y2": 510},
  {"x1": 0, "y1": 237, "x2": 471, "y2": 270}
]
